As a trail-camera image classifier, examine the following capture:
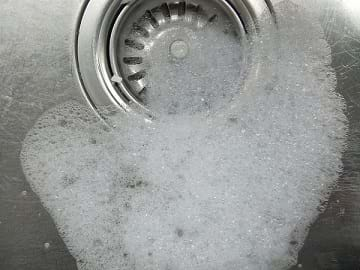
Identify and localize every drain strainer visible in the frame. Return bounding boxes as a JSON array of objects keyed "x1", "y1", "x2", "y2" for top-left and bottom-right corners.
[{"x1": 74, "y1": 0, "x2": 276, "y2": 118}]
